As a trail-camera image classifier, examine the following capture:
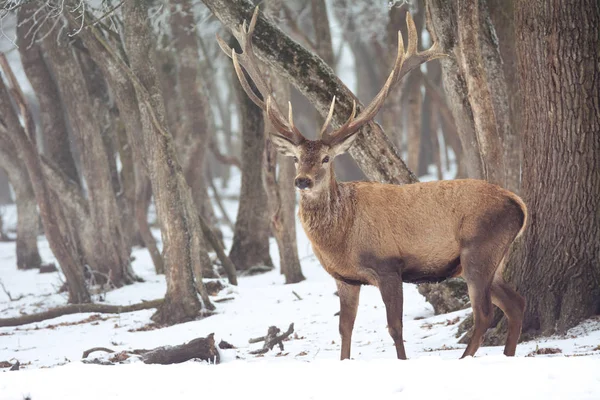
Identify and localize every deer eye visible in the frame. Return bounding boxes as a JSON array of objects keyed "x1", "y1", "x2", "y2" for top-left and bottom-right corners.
[
  {"x1": 293, "y1": 156, "x2": 298, "y2": 163},
  {"x1": 322, "y1": 156, "x2": 330, "y2": 164}
]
